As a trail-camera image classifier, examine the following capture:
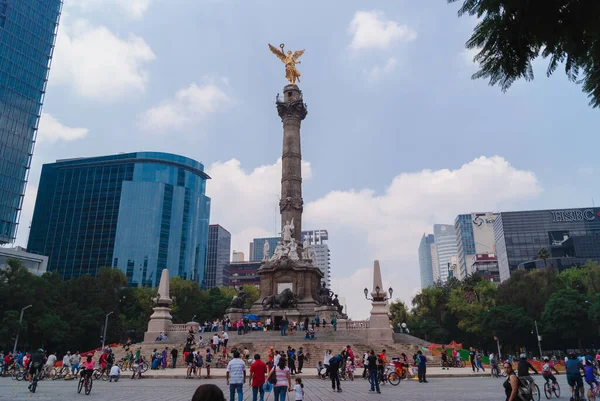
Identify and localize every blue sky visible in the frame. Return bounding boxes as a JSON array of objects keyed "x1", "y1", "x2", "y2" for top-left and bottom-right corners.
[{"x1": 18, "y1": 0, "x2": 600, "y2": 319}]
